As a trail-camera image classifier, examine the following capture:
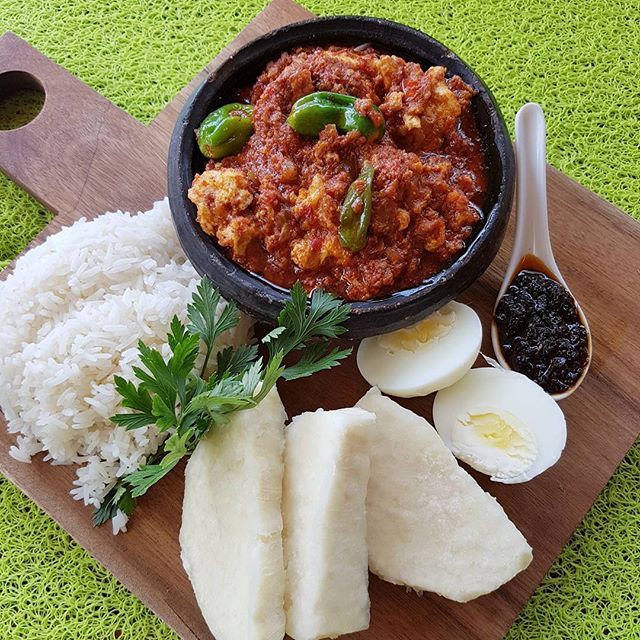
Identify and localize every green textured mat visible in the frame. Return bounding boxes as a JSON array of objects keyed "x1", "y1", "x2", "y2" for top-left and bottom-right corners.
[{"x1": 0, "y1": 1, "x2": 638, "y2": 638}]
